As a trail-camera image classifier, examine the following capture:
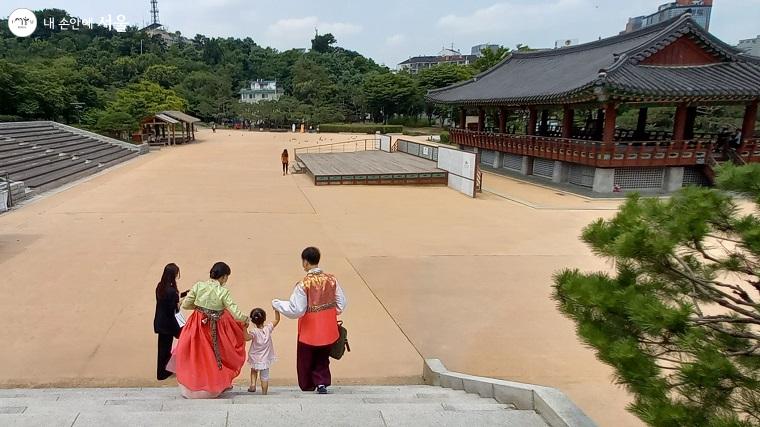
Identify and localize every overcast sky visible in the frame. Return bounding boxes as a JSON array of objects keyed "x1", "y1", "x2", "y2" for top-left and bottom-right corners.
[{"x1": 3, "y1": 0, "x2": 759, "y2": 67}]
